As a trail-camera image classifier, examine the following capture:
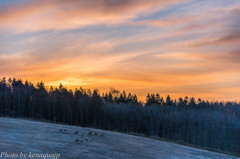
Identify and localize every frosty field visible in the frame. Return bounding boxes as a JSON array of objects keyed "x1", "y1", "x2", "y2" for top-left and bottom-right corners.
[{"x1": 0, "y1": 117, "x2": 238, "y2": 159}]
